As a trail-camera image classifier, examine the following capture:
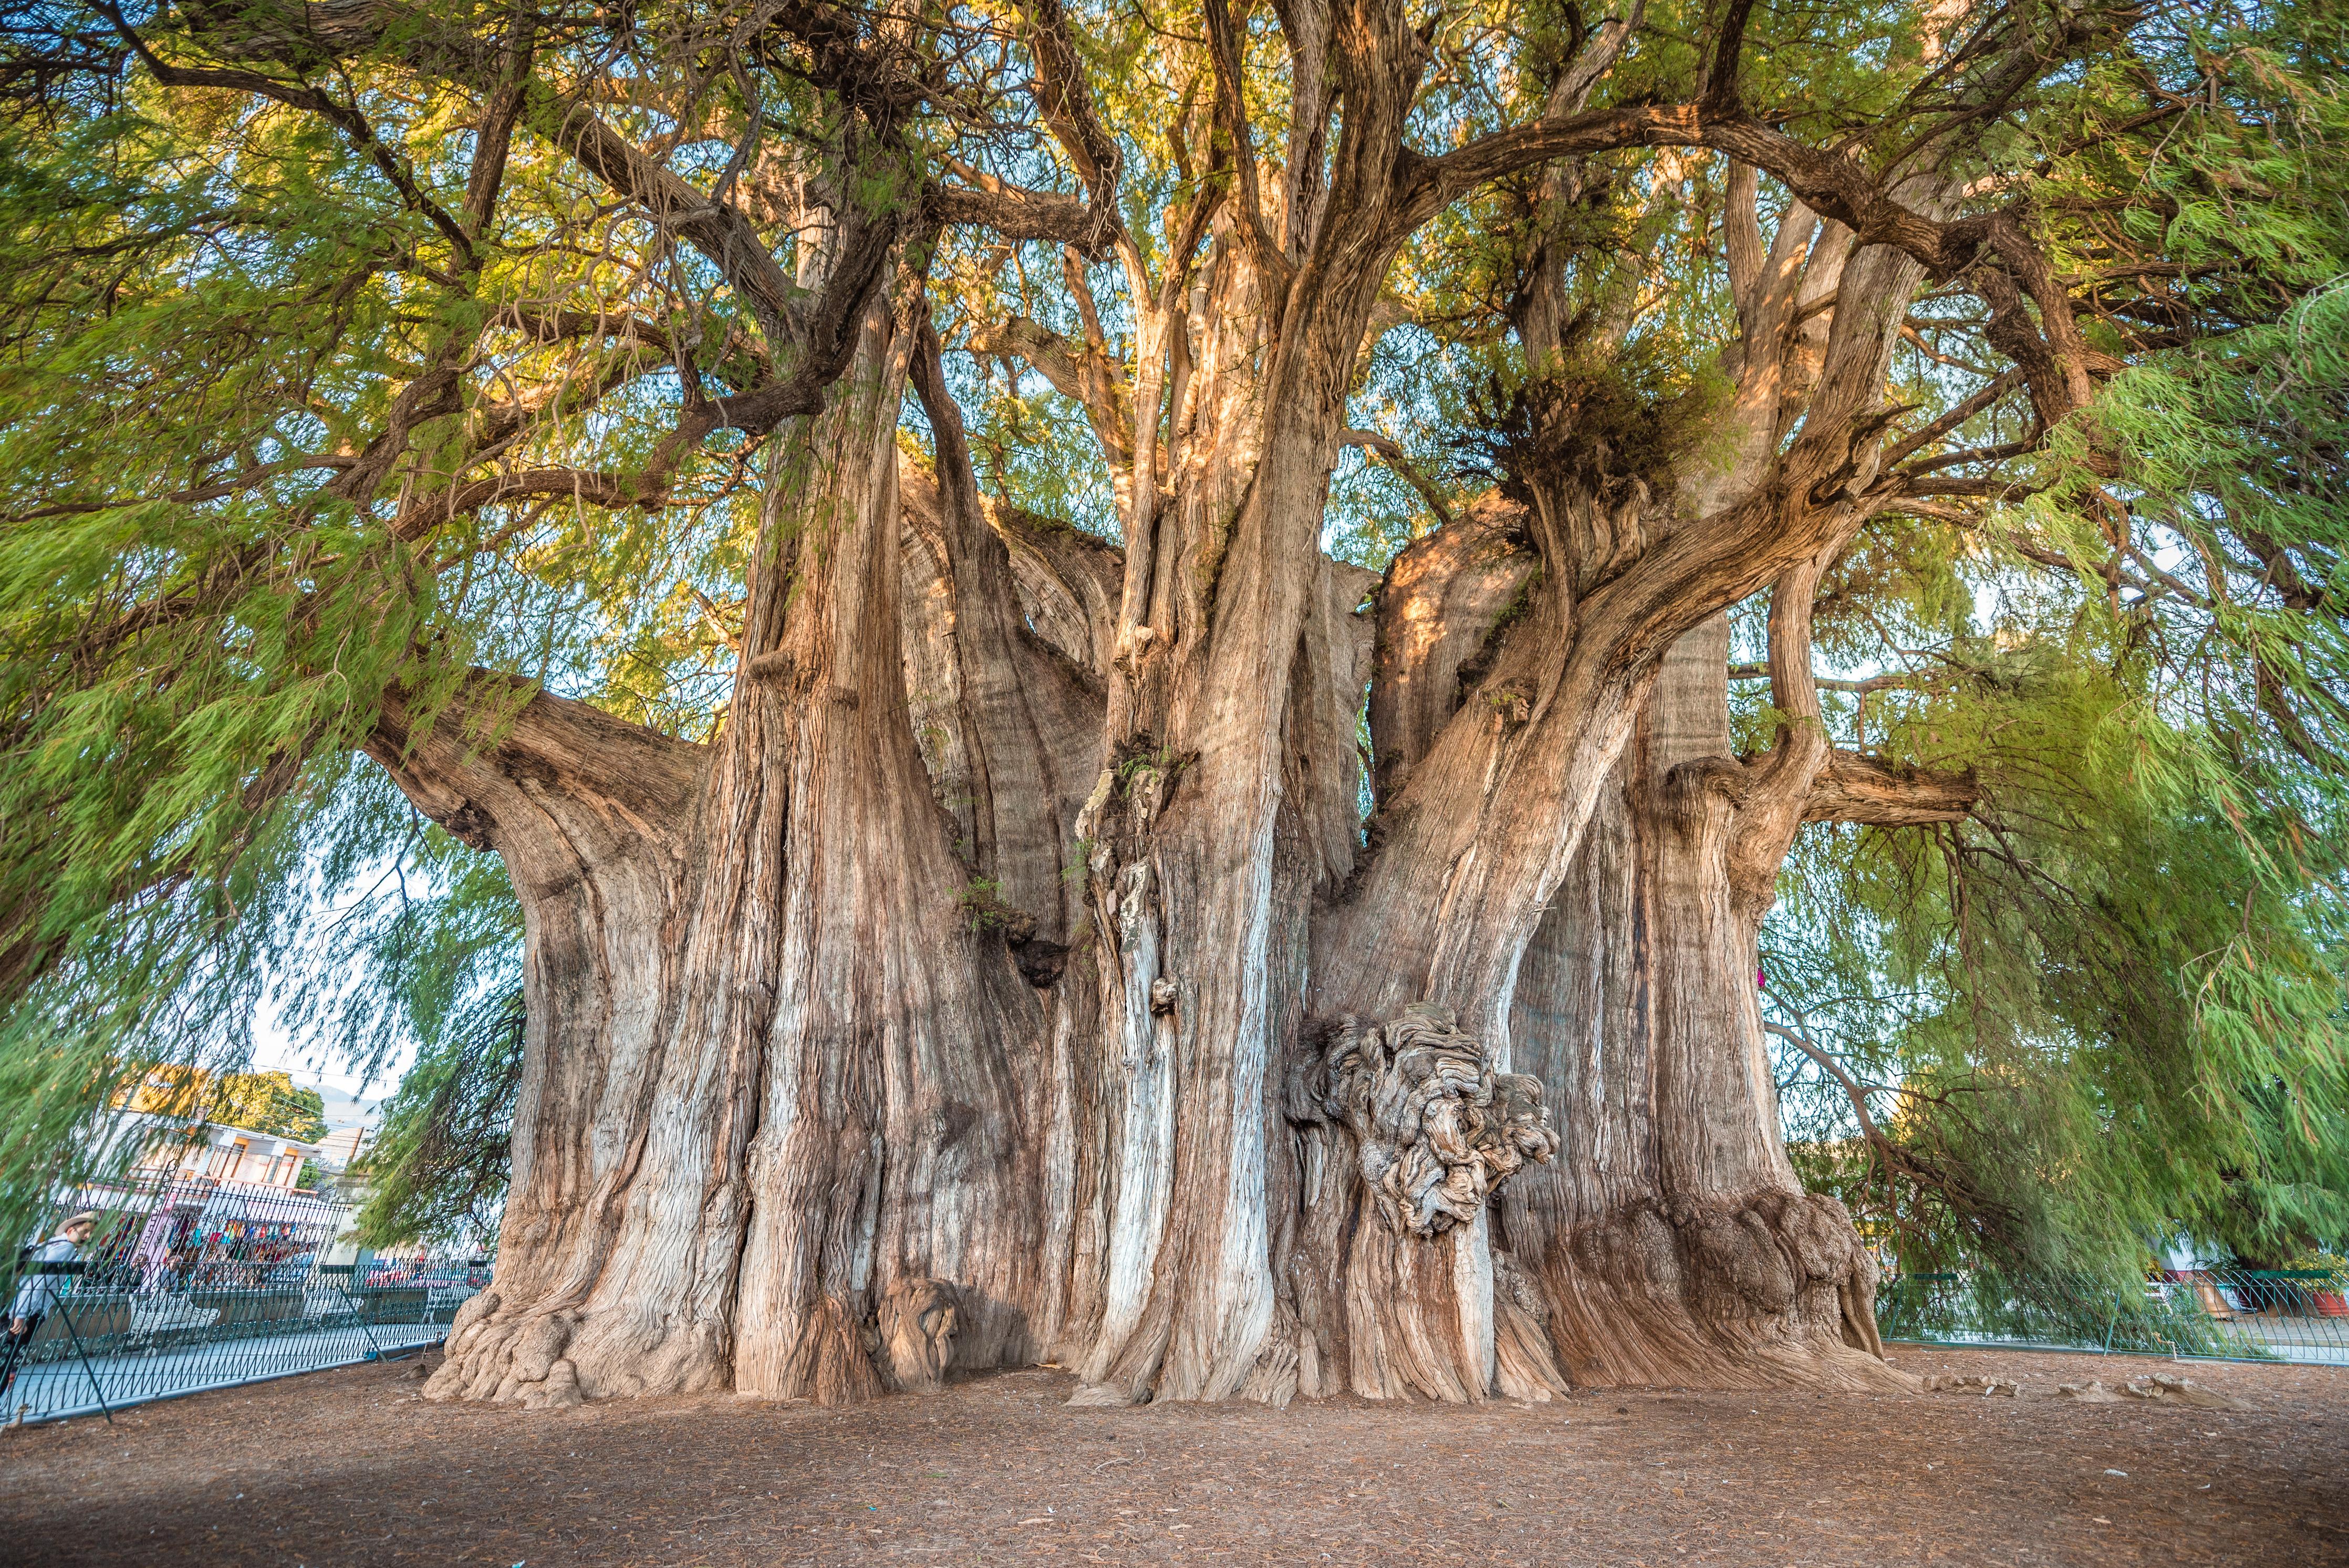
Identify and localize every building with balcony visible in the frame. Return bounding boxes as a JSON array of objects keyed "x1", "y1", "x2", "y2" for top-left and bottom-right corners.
[{"x1": 124, "y1": 1118, "x2": 323, "y2": 1191}]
